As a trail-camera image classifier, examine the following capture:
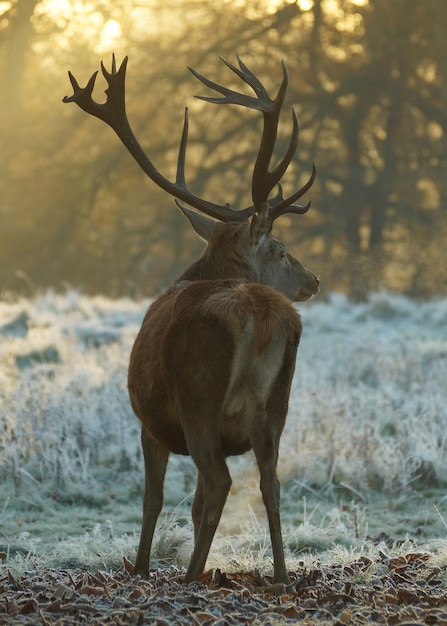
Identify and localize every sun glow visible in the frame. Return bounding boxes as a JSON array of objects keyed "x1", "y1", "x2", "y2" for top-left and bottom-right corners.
[
  {"x1": 35, "y1": 1, "x2": 124, "y2": 54},
  {"x1": 98, "y1": 18, "x2": 122, "y2": 51},
  {"x1": 35, "y1": 0, "x2": 370, "y2": 53}
]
